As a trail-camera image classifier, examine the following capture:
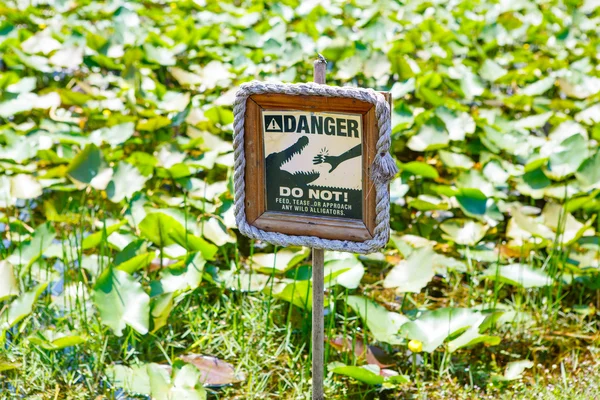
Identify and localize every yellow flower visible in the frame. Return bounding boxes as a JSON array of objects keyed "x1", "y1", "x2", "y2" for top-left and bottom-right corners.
[{"x1": 408, "y1": 339, "x2": 423, "y2": 353}]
